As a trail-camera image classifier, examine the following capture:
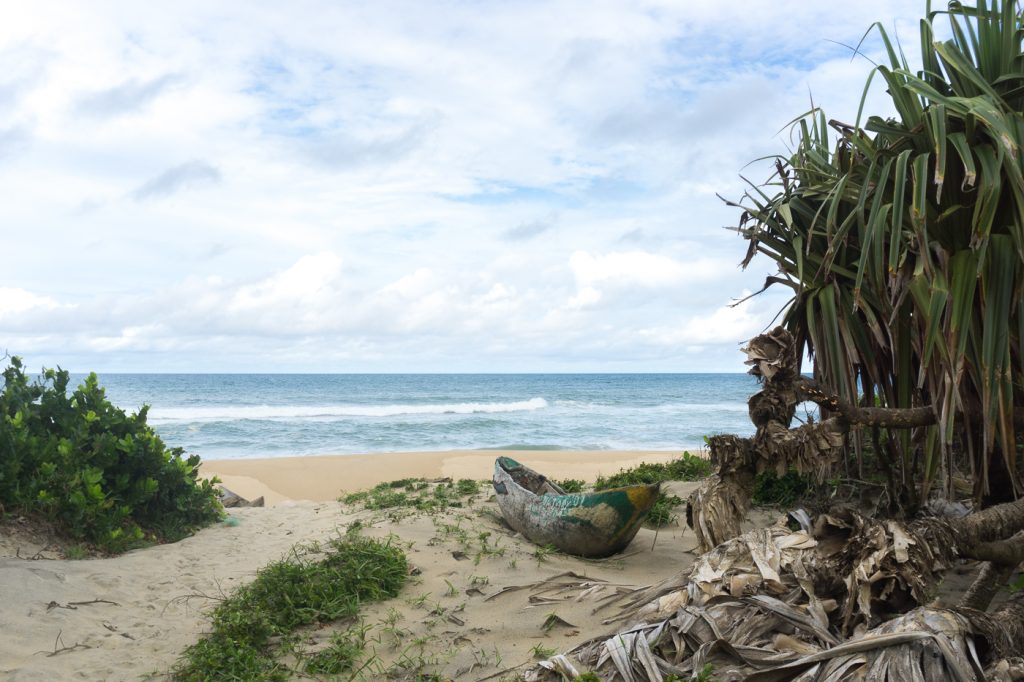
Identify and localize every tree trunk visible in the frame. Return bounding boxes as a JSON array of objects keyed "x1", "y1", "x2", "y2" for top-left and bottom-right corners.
[{"x1": 960, "y1": 562, "x2": 1015, "y2": 612}]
